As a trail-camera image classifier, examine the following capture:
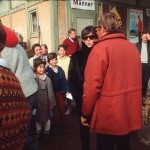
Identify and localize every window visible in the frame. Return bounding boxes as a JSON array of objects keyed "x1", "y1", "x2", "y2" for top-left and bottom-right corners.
[{"x1": 29, "y1": 10, "x2": 38, "y2": 36}]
